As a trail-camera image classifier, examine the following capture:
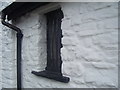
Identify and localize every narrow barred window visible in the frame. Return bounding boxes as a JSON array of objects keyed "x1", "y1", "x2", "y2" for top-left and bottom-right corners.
[{"x1": 32, "y1": 8, "x2": 70, "y2": 83}]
